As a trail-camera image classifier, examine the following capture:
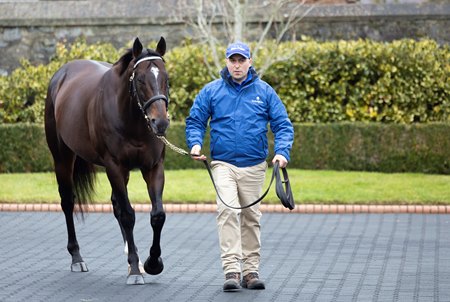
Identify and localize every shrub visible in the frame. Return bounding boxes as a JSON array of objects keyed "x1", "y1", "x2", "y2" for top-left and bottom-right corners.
[
  {"x1": 0, "y1": 38, "x2": 120, "y2": 124},
  {"x1": 0, "y1": 123, "x2": 53, "y2": 172},
  {"x1": 0, "y1": 38, "x2": 448, "y2": 124},
  {"x1": 165, "y1": 43, "x2": 217, "y2": 122},
  {"x1": 263, "y1": 39, "x2": 450, "y2": 124},
  {"x1": 1, "y1": 123, "x2": 449, "y2": 174}
]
